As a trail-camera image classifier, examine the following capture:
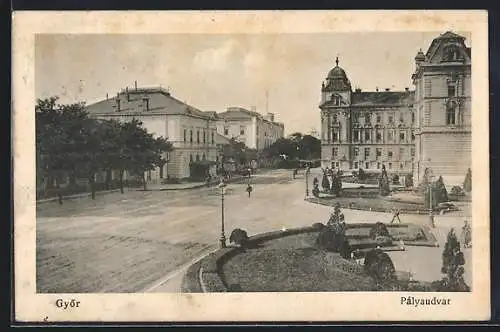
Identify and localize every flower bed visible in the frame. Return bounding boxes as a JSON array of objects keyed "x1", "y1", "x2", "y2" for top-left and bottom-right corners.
[{"x1": 182, "y1": 223, "x2": 438, "y2": 293}]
